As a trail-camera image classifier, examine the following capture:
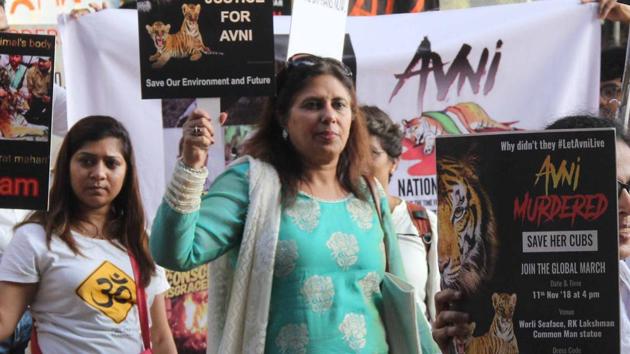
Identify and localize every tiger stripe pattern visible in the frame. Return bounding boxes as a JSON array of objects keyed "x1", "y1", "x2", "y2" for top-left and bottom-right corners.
[{"x1": 437, "y1": 155, "x2": 498, "y2": 296}]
